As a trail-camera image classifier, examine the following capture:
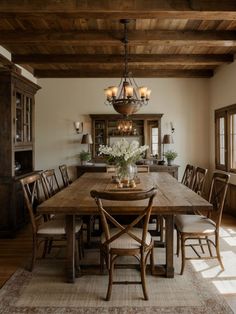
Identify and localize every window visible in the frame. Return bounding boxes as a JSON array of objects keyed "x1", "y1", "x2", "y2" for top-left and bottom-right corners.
[
  {"x1": 215, "y1": 104, "x2": 236, "y2": 173},
  {"x1": 151, "y1": 127, "x2": 159, "y2": 156}
]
